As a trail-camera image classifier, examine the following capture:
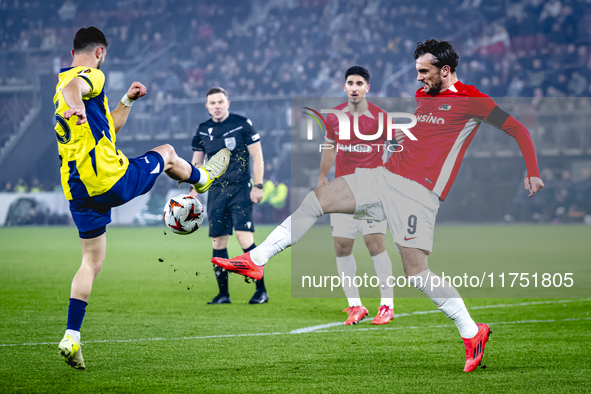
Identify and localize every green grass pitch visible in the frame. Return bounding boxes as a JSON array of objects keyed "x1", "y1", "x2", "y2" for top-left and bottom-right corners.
[{"x1": 0, "y1": 225, "x2": 590, "y2": 393}]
